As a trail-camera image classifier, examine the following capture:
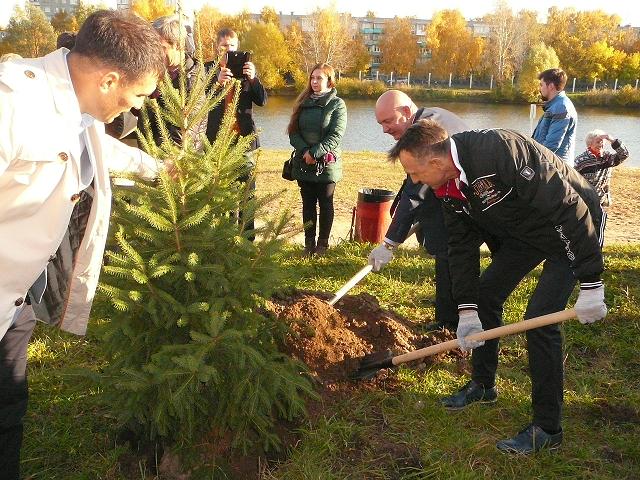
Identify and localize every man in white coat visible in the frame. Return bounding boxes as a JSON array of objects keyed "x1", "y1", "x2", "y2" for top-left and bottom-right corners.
[{"x1": 0, "y1": 10, "x2": 167, "y2": 478}]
